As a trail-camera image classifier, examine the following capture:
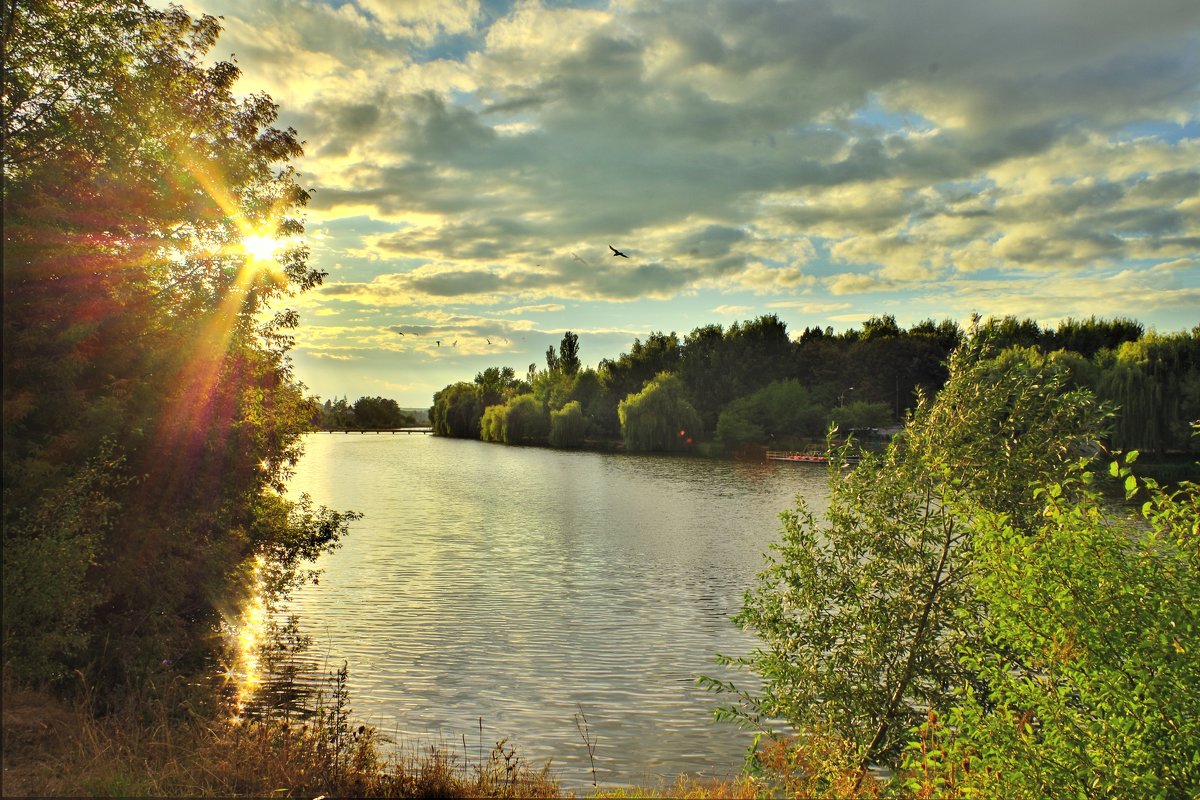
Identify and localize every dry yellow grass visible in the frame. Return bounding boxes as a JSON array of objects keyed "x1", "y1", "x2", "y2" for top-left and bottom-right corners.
[{"x1": 2, "y1": 679, "x2": 562, "y2": 798}]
